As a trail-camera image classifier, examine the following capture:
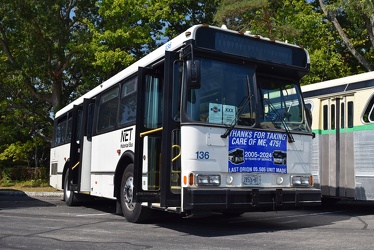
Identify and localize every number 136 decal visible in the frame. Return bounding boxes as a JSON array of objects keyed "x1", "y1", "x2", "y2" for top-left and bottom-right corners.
[{"x1": 196, "y1": 151, "x2": 210, "y2": 159}]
